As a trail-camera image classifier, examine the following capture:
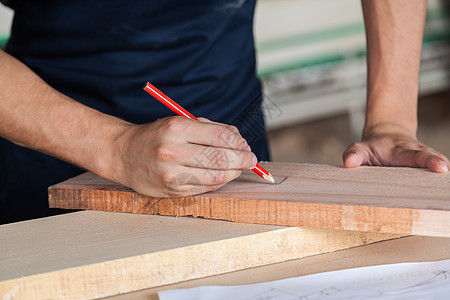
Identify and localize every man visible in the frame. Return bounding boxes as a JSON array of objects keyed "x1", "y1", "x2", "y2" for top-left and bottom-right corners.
[{"x1": 0, "y1": 0, "x2": 448, "y2": 224}]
